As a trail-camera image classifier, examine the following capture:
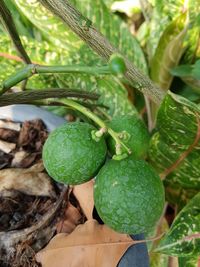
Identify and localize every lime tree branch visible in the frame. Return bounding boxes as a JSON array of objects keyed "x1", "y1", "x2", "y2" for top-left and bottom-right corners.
[
  {"x1": 0, "y1": 89, "x2": 99, "y2": 107},
  {"x1": 38, "y1": 0, "x2": 165, "y2": 104},
  {"x1": 0, "y1": 0, "x2": 31, "y2": 64},
  {"x1": 1, "y1": 64, "x2": 111, "y2": 94}
]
